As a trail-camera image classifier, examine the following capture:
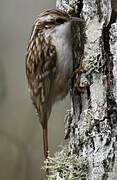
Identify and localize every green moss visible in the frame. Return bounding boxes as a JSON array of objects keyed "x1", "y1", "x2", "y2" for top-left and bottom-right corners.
[{"x1": 42, "y1": 146, "x2": 89, "y2": 180}]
